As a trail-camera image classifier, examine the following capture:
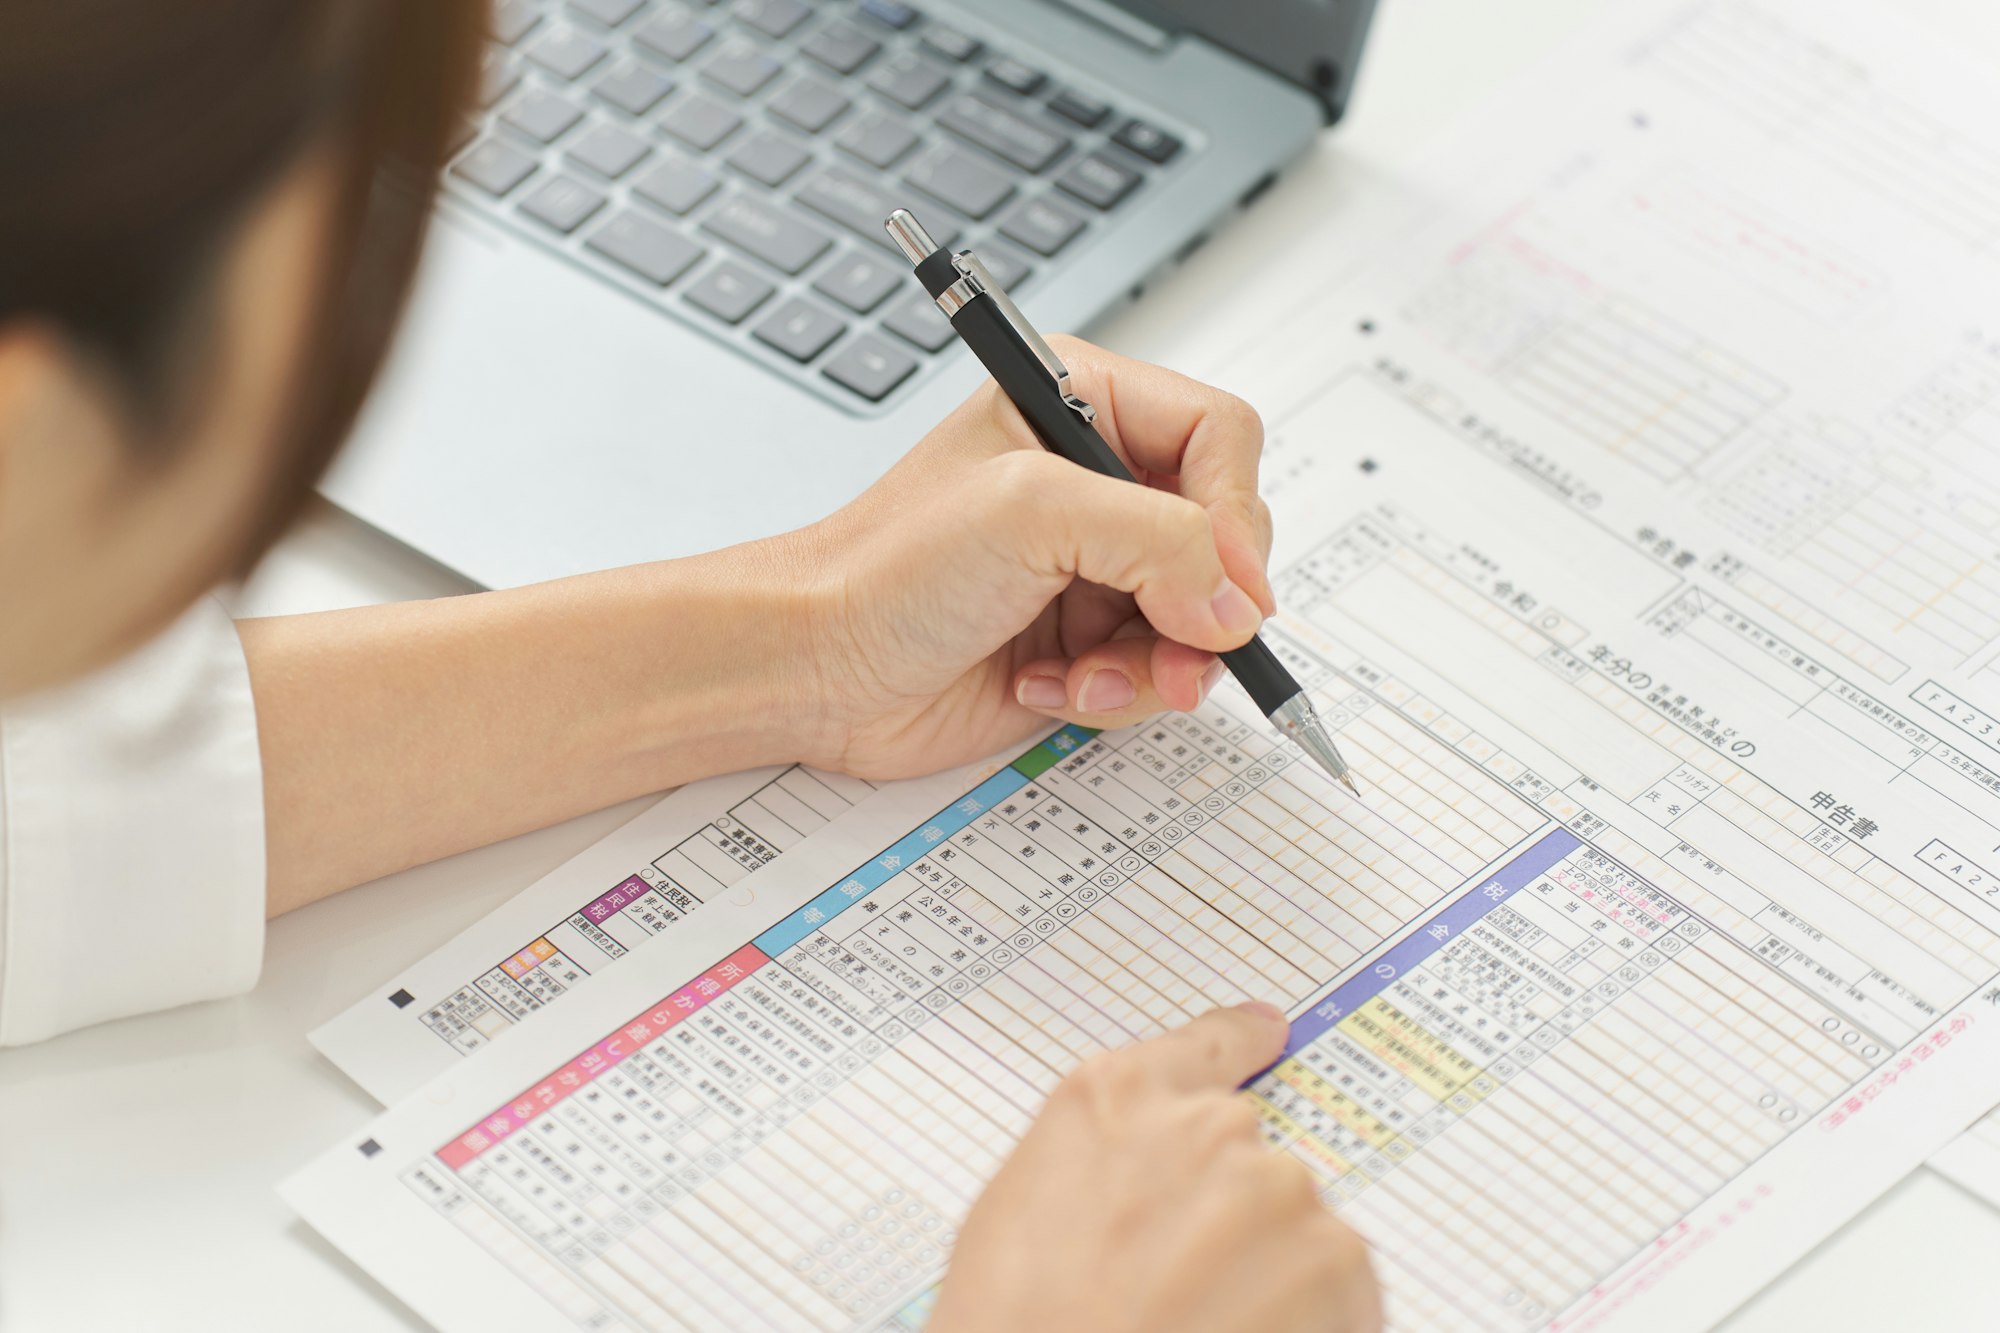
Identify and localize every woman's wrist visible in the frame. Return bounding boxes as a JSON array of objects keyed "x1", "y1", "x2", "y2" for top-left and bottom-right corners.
[{"x1": 617, "y1": 532, "x2": 835, "y2": 783}]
